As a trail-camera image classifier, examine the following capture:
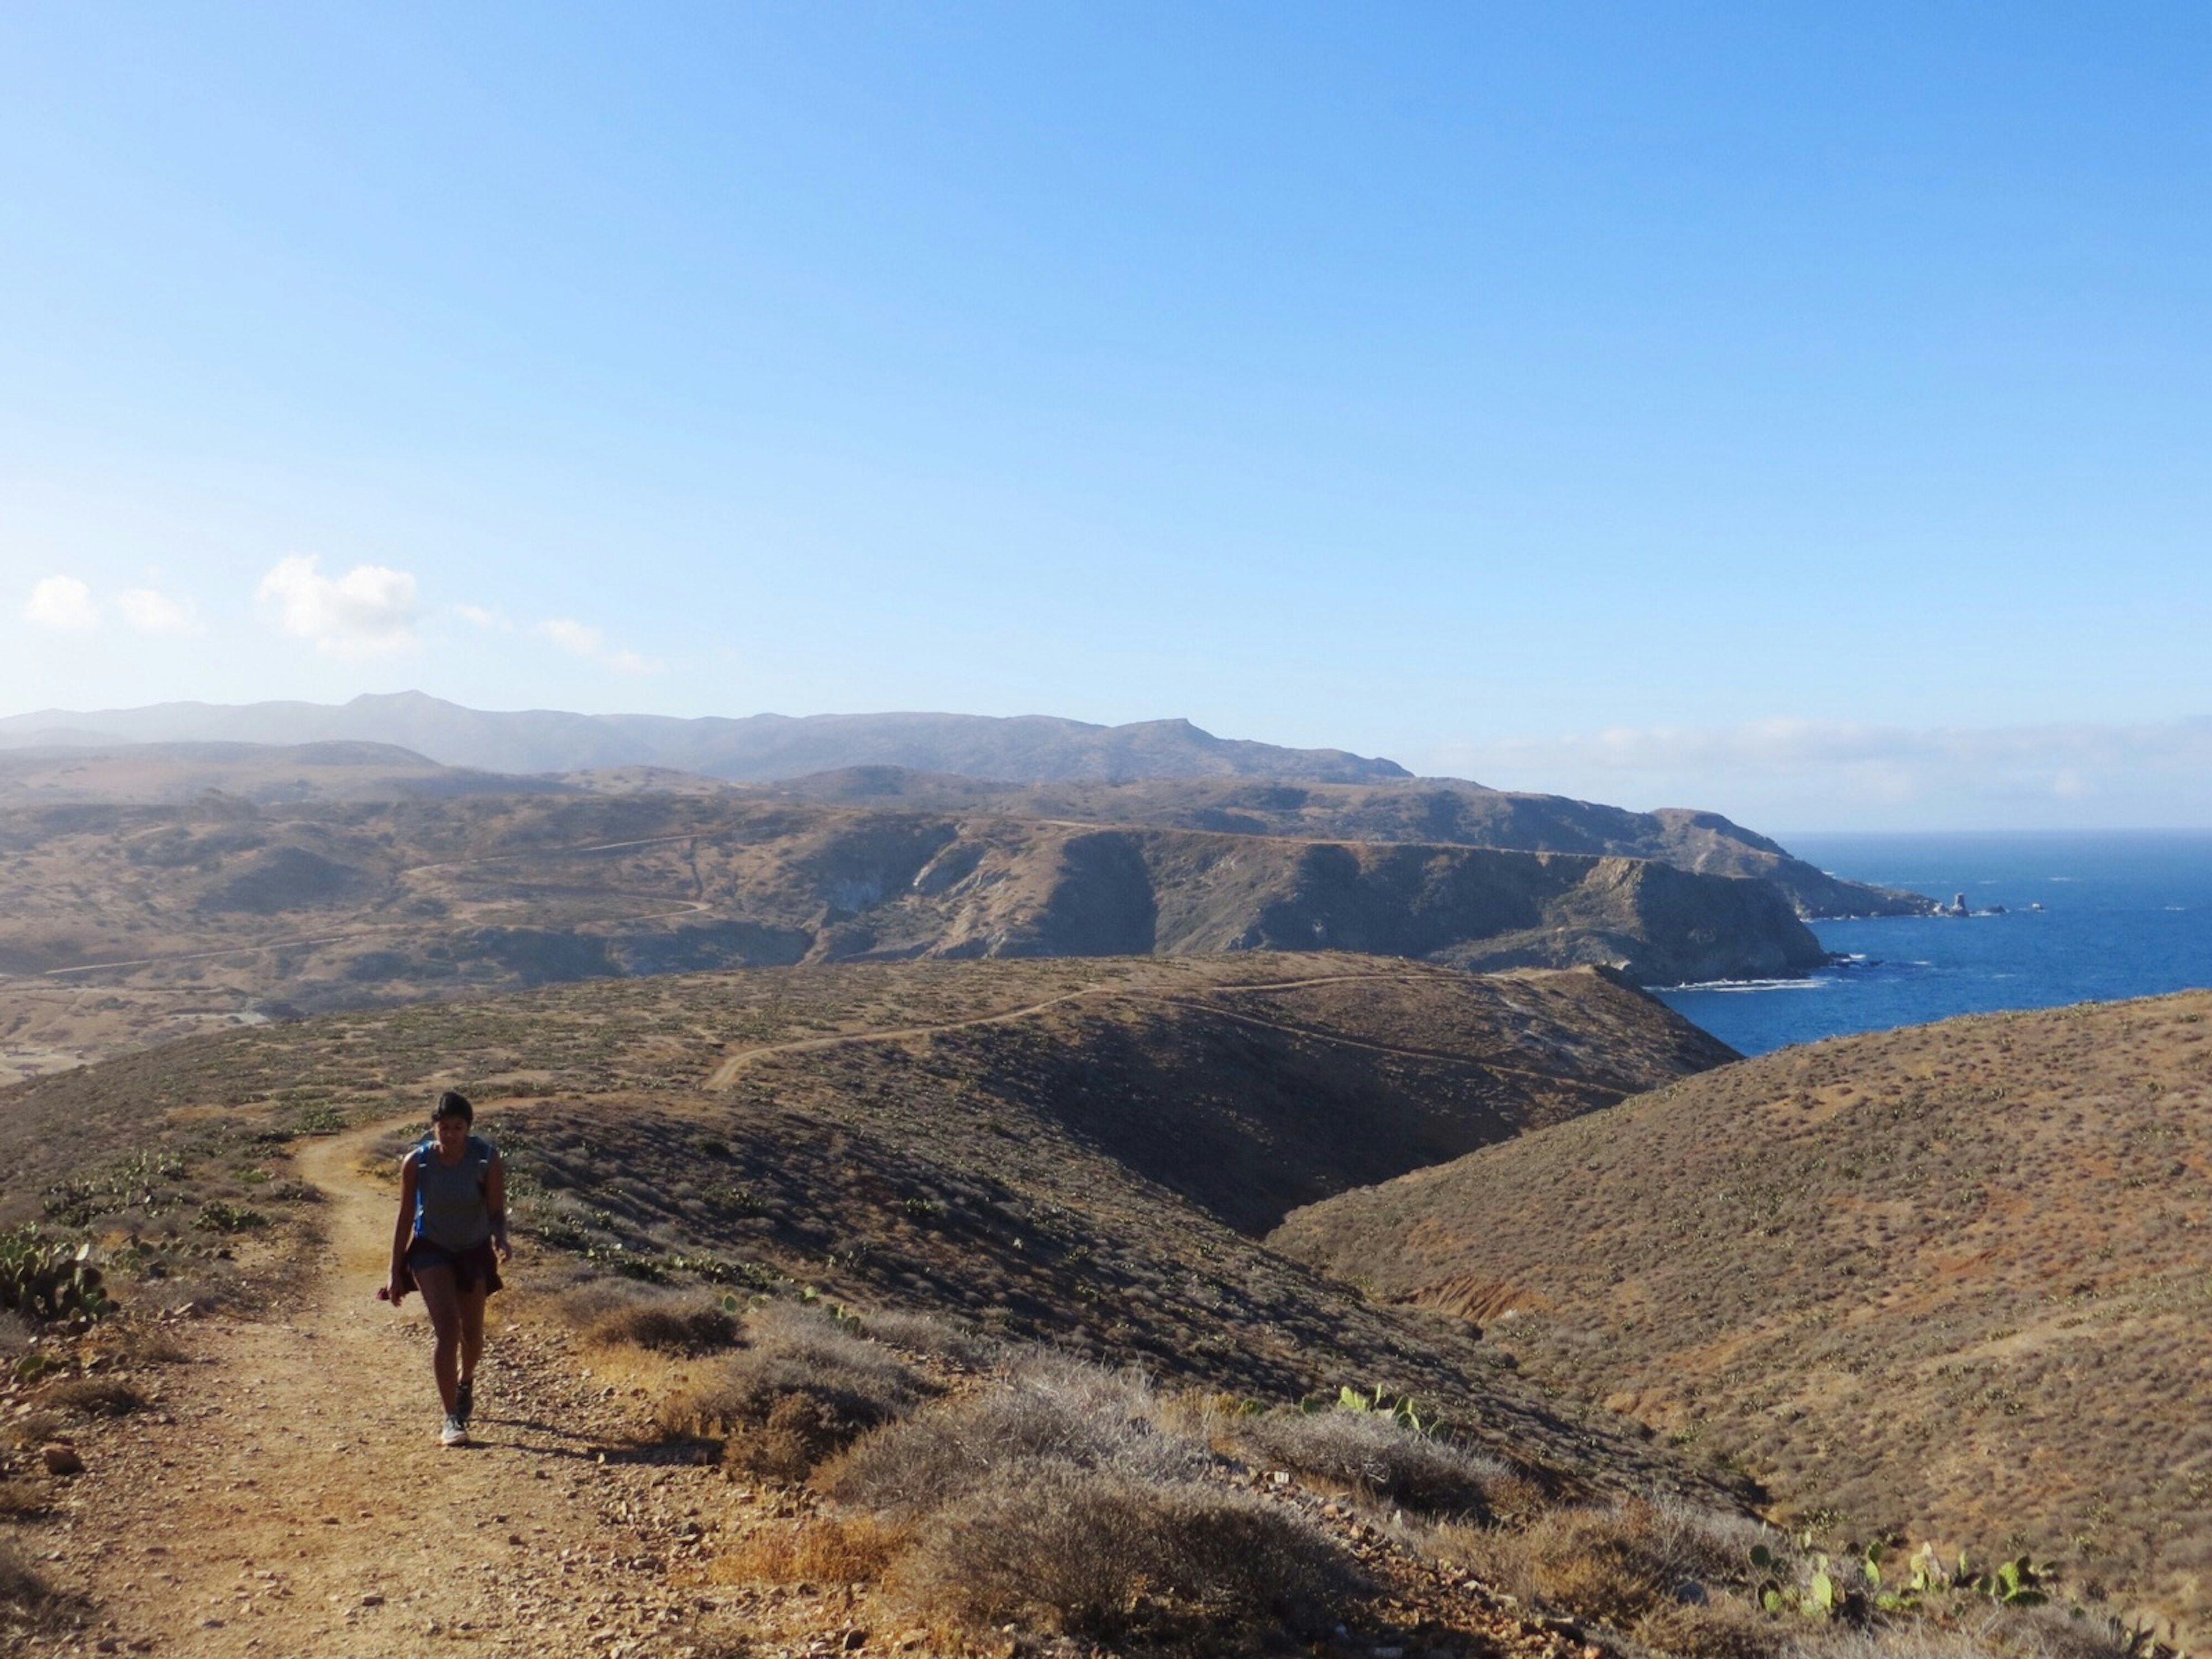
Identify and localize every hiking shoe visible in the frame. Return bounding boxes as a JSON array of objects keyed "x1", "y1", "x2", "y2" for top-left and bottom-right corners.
[
  {"x1": 441, "y1": 1414, "x2": 468, "y2": 1448},
  {"x1": 454, "y1": 1378, "x2": 474, "y2": 1427}
]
